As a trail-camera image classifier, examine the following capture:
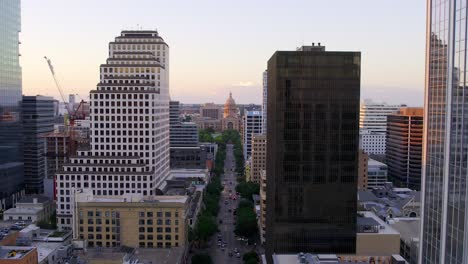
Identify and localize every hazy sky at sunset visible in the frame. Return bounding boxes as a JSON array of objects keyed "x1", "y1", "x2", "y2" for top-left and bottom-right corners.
[{"x1": 21, "y1": 0, "x2": 425, "y2": 105}]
